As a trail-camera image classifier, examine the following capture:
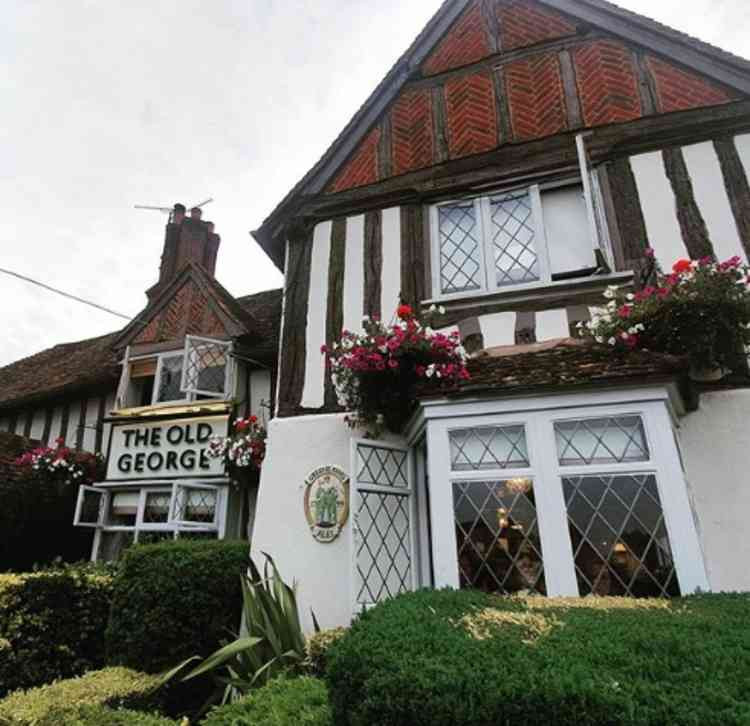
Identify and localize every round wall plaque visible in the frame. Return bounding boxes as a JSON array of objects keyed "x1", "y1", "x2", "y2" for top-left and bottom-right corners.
[{"x1": 303, "y1": 465, "x2": 350, "y2": 543}]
